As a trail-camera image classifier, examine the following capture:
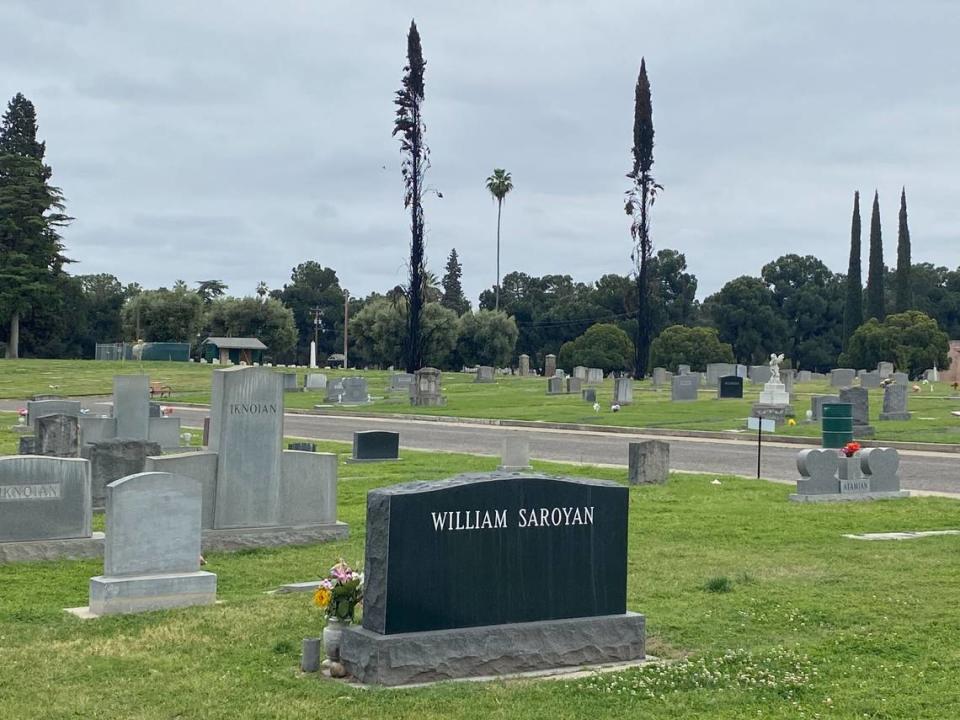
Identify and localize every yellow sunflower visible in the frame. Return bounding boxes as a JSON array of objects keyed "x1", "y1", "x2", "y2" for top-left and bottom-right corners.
[{"x1": 313, "y1": 587, "x2": 332, "y2": 608}]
